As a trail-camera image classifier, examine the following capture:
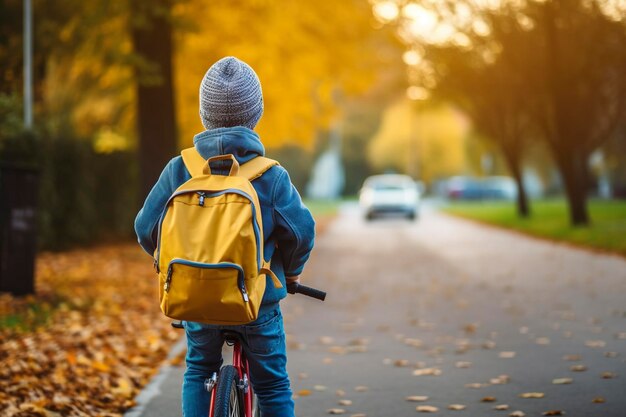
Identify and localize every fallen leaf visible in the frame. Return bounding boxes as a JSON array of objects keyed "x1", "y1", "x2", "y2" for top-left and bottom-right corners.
[
  {"x1": 592, "y1": 396, "x2": 605, "y2": 403},
  {"x1": 413, "y1": 368, "x2": 442, "y2": 376},
  {"x1": 600, "y1": 372, "x2": 616, "y2": 379},
  {"x1": 338, "y1": 400, "x2": 353, "y2": 406},
  {"x1": 297, "y1": 389, "x2": 312, "y2": 397},
  {"x1": 494, "y1": 404, "x2": 510, "y2": 410},
  {"x1": 465, "y1": 383, "x2": 488, "y2": 389},
  {"x1": 455, "y1": 361, "x2": 472, "y2": 369},
  {"x1": 604, "y1": 352, "x2": 619, "y2": 358},
  {"x1": 552, "y1": 378, "x2": 573, "y2": 385},
  {"x1": 448, "y1": 404, "x2": 466, "y2": 410},
  {"x1": 562, "y1": 354, "x2": 581, "y2": 361},
  {"x1": 351, "y1": 414, "x2": 366, "y2": 417},
  {"x1": 349, "y1": 338, "x2": 369, "y2": 346},
  {"x1": 394, "y1": 359, "x2": 410, "y2": 367},
  {"x1": 111, "y1": 377, "x2": 133, "y2": 397},
  {"x1": 463, "y1": 323, "x2": 478, "y2": 334},
  {"x1": 570, "y1": 365, "x2": 587, "y2": 372},
  {"x1": 406, "y1": 396, "x2": 429, "y2": 402},
  {"x1": 416, "y1": 405, "x2": 439, "y2": 413},
  {"x1": 319, "y1": 336, "x2": 335, "y2": 345},
  {"x1": 336, "y1": 389, "x2": 346, "y2": 397},
  {"x1": 404, "y1": 338, "x2": 423, "y2": 347},
  {"x1": 499, "y1": 351, "x2": 516, "y2": 358},
  {"x1": 585, "y1": 340, "x2": 606, "y2": 348},
  {"x1": 314, "y1": 385, "x2": 327, "y2": 391},
  {"x1": 519, "y1": 392, "x2": 545, "y2": 399},
  {"x1": 490, "y1": 375, "x2": 510, "y2": 384},
  {"x1": 347, "y1": 345, "x2": 368, "y2": 353},
  {"x1": 509, "y1": 412, "x2": 526, "y2": 417},
  {"x1": 542, "y1": 411, "x2": 565, "y2": 416},
  {"x1": 535, "y1": 337, "x2": 550, "y2": 345},
  {"x1": 327, "y1": 409, "x2": 346, "y2": 415},
  {"x1": 287, "y1": 341, "x2": 306, "y2": 350},
  {"x1": 354, "y1": 386, "x2": 369, "y2": 392},
  {"x1": 481, "y1": 397, "x2": 497, "y2": 402},
  {"x1": 482, "y1": 340, "x2": 497, "y2": 349}
]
